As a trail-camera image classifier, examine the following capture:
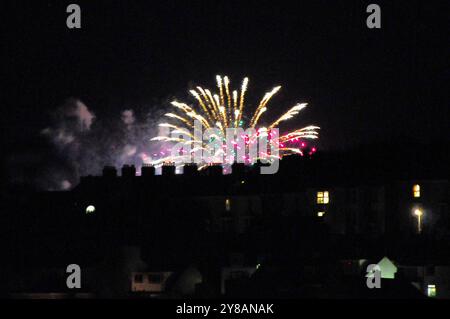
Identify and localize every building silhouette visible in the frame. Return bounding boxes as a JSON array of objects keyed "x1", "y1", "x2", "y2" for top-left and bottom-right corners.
[{"x1": 1, "y1": 145, "x2": 449, "y2": 298}]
